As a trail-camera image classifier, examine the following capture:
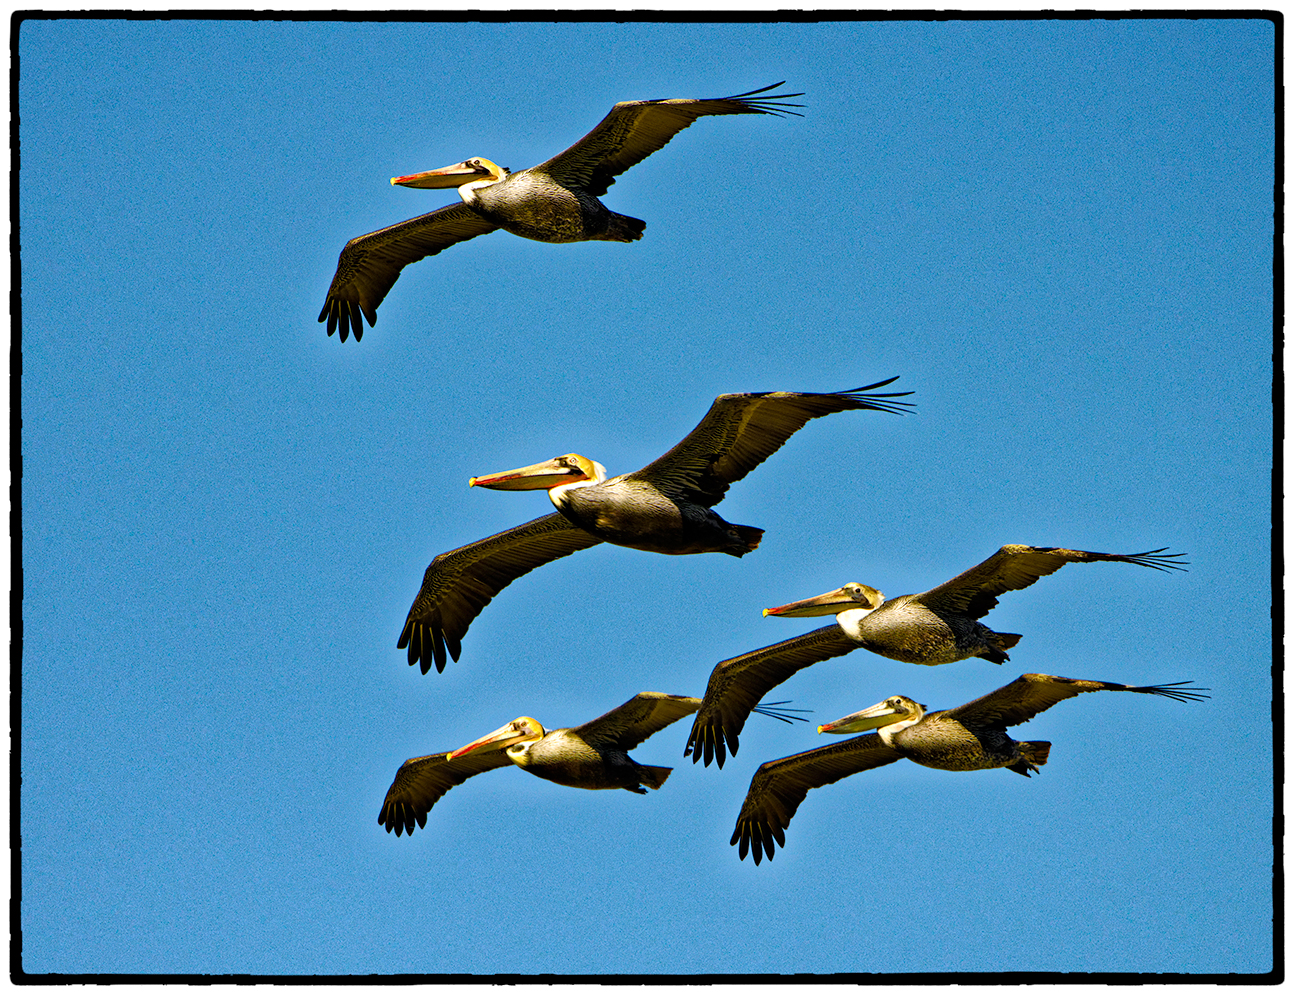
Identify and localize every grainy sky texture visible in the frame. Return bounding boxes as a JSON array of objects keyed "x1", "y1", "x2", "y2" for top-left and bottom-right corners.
[{"x1": 17, "y1": 15, "x2": 1274, "y2": 980}]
